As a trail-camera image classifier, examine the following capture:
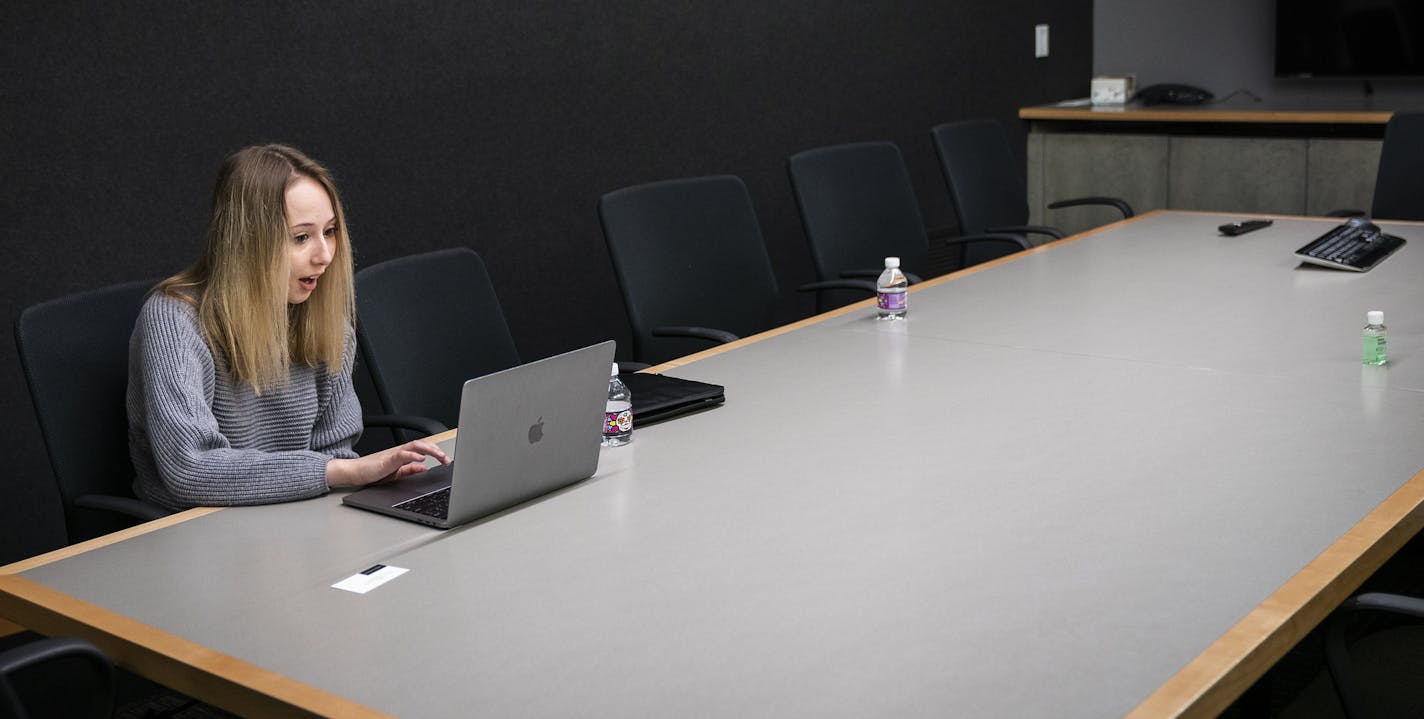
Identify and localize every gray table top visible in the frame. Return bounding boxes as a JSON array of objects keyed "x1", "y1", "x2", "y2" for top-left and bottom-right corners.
[{"x1": 13, "y1": 212, "x2": 1424, "y2": 718}]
